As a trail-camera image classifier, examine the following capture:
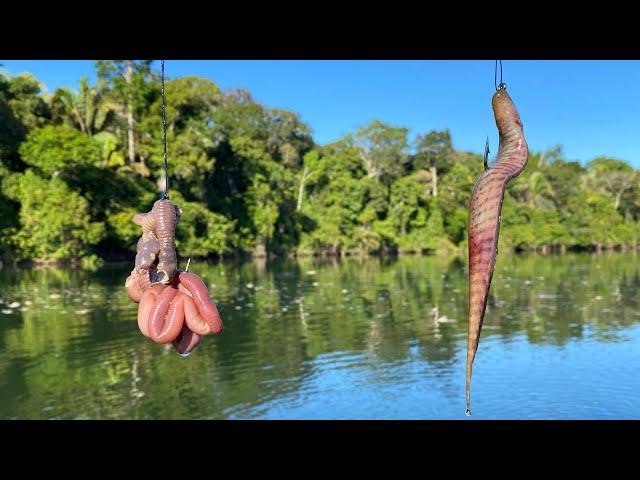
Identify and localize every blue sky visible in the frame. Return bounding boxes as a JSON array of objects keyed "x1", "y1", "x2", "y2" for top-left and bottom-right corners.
[{"x1": 2, "y1": 60, "x2": 639, "y2": 166}]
